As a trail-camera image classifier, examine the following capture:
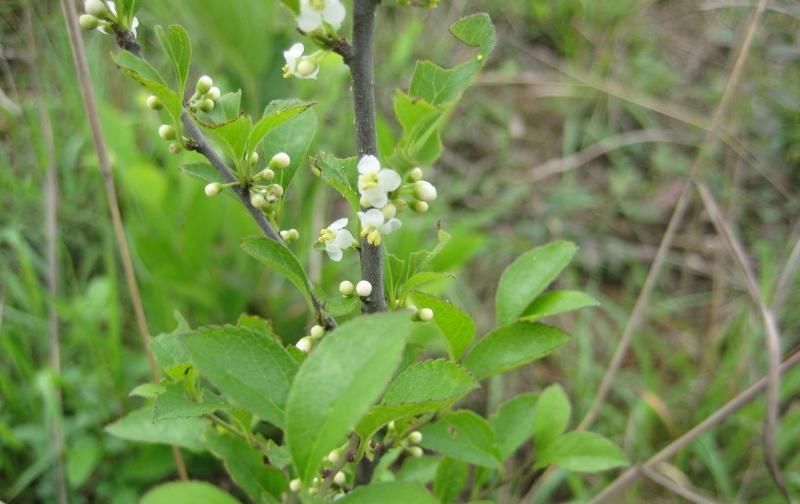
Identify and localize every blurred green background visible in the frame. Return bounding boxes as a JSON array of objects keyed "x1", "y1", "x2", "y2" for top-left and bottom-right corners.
[{"x1": 2, "y1": 0, "x2": 799, "y2": 502}]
